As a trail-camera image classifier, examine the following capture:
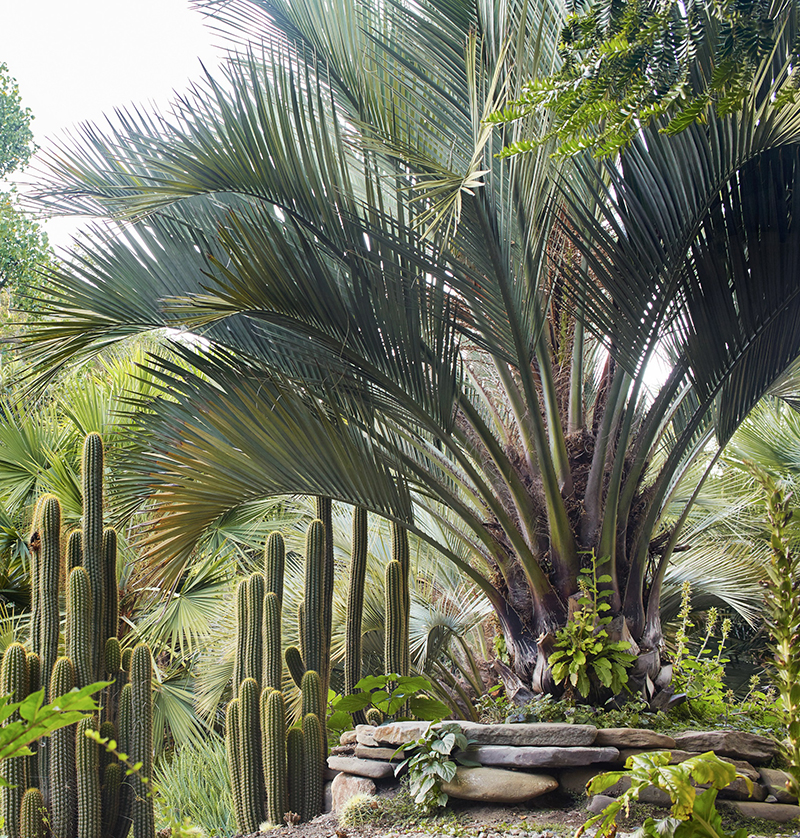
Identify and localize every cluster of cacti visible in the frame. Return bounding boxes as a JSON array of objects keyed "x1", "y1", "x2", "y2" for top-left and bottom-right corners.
[
  {"x1": 0, "y1": 433, "x2": 155, "y2": 838},
  {"x1": 226, "y1": 513, "x2": 332, "y2": 831},
  {"x1": 226, "y1": 504, "x2": 414, "y2": 831}
]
